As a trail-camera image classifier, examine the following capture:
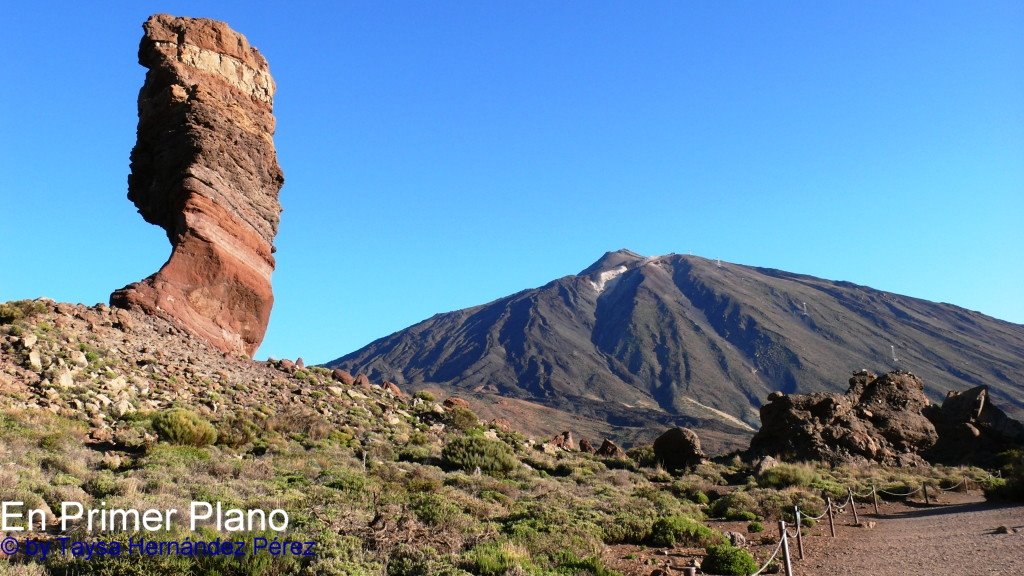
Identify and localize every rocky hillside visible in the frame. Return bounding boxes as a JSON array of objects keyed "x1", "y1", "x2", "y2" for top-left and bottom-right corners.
[
  {"x1": 330, "y1": 250, "x2": 1024, "y2": 452},
  {"x1": 2, "y1": 298, "x2": 1011, "y2": 576}
]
